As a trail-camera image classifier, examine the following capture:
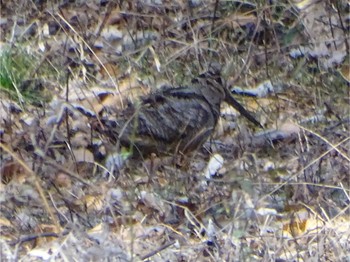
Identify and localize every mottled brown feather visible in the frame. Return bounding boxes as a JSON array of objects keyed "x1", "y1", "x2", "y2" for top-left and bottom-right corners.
[{"x1": 101, "y1": 67, "x2": 260, "y2": 157}]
